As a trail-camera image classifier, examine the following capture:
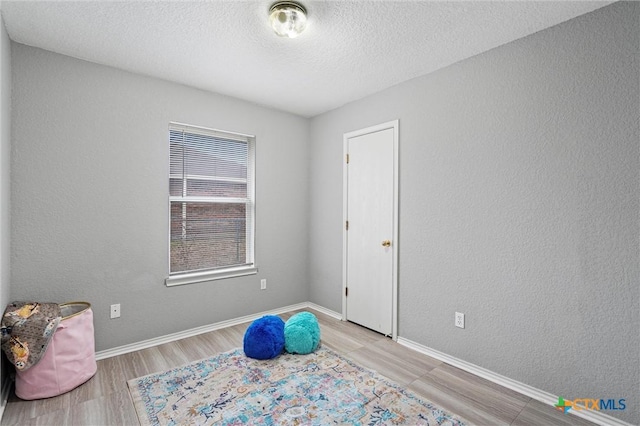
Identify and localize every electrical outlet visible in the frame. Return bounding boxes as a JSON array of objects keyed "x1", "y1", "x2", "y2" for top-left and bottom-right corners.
[
  {"x1": 260, "y1": 279, "x2": 267, "y2": 290},
  {"x1": 110, "y1": 304, "x2": 121, "y2": 319},
  {"x1": 455, "y1": 312, "x2": 465, "y2": 329}
]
